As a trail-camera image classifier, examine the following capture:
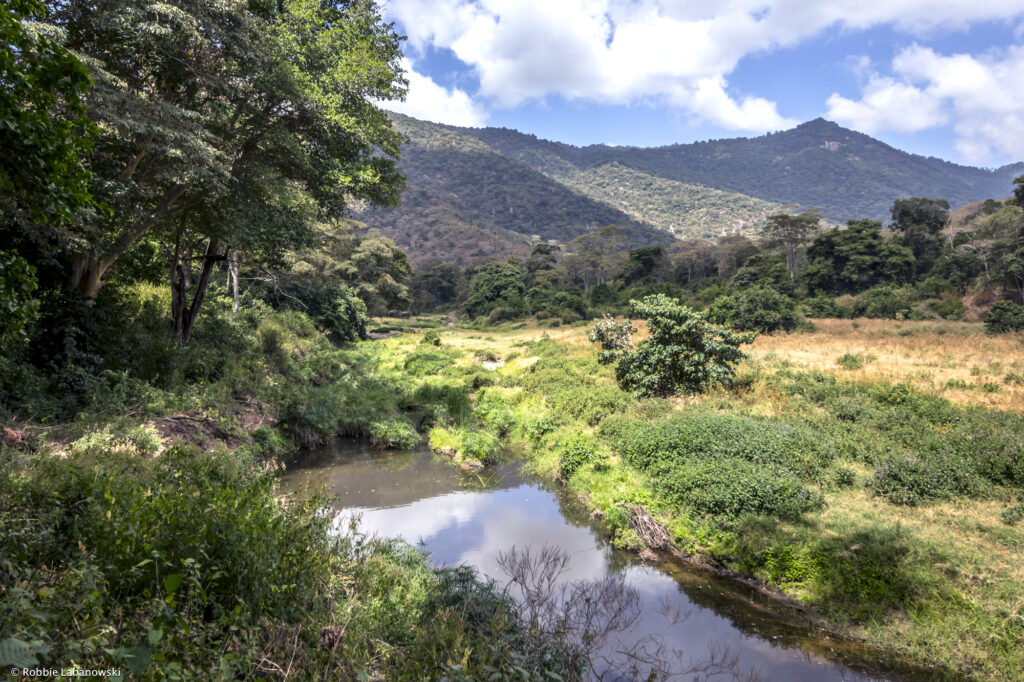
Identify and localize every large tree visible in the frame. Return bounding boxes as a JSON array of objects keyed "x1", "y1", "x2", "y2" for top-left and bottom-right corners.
[
  {"x1": 890, "y1": 197, "x2": 950, "y2": 276},
  {"x1": 47, "y1": 0, "x2": 407, "y2": 342},
  {"x1": 760, "y1": 209, "x2": 821, "y2": 280}
]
